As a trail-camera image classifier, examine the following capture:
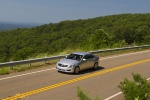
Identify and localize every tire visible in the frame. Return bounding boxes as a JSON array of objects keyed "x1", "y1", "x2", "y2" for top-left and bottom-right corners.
[
  {"x1": 74, "y1": 67, "x2": 80, "y2": 74},
  {"x1": 93, "y1": 62, "x2": 98, "y2": 70}
]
